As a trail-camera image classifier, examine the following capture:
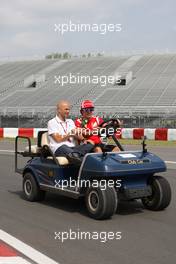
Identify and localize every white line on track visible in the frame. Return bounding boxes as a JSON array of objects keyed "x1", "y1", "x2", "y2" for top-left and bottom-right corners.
[
  {"x1": 0, "y1": 150, "x2": 14, "y2": 153},
  {"x1": 0, "y1": 257, "x2": 31, "y2": 264},
  {"x1": 0, "y1": 230, "x2": 59, "y2": 264},
  {"x1": 165, "y1": 161, "x2": 176, "y2": 164}
]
